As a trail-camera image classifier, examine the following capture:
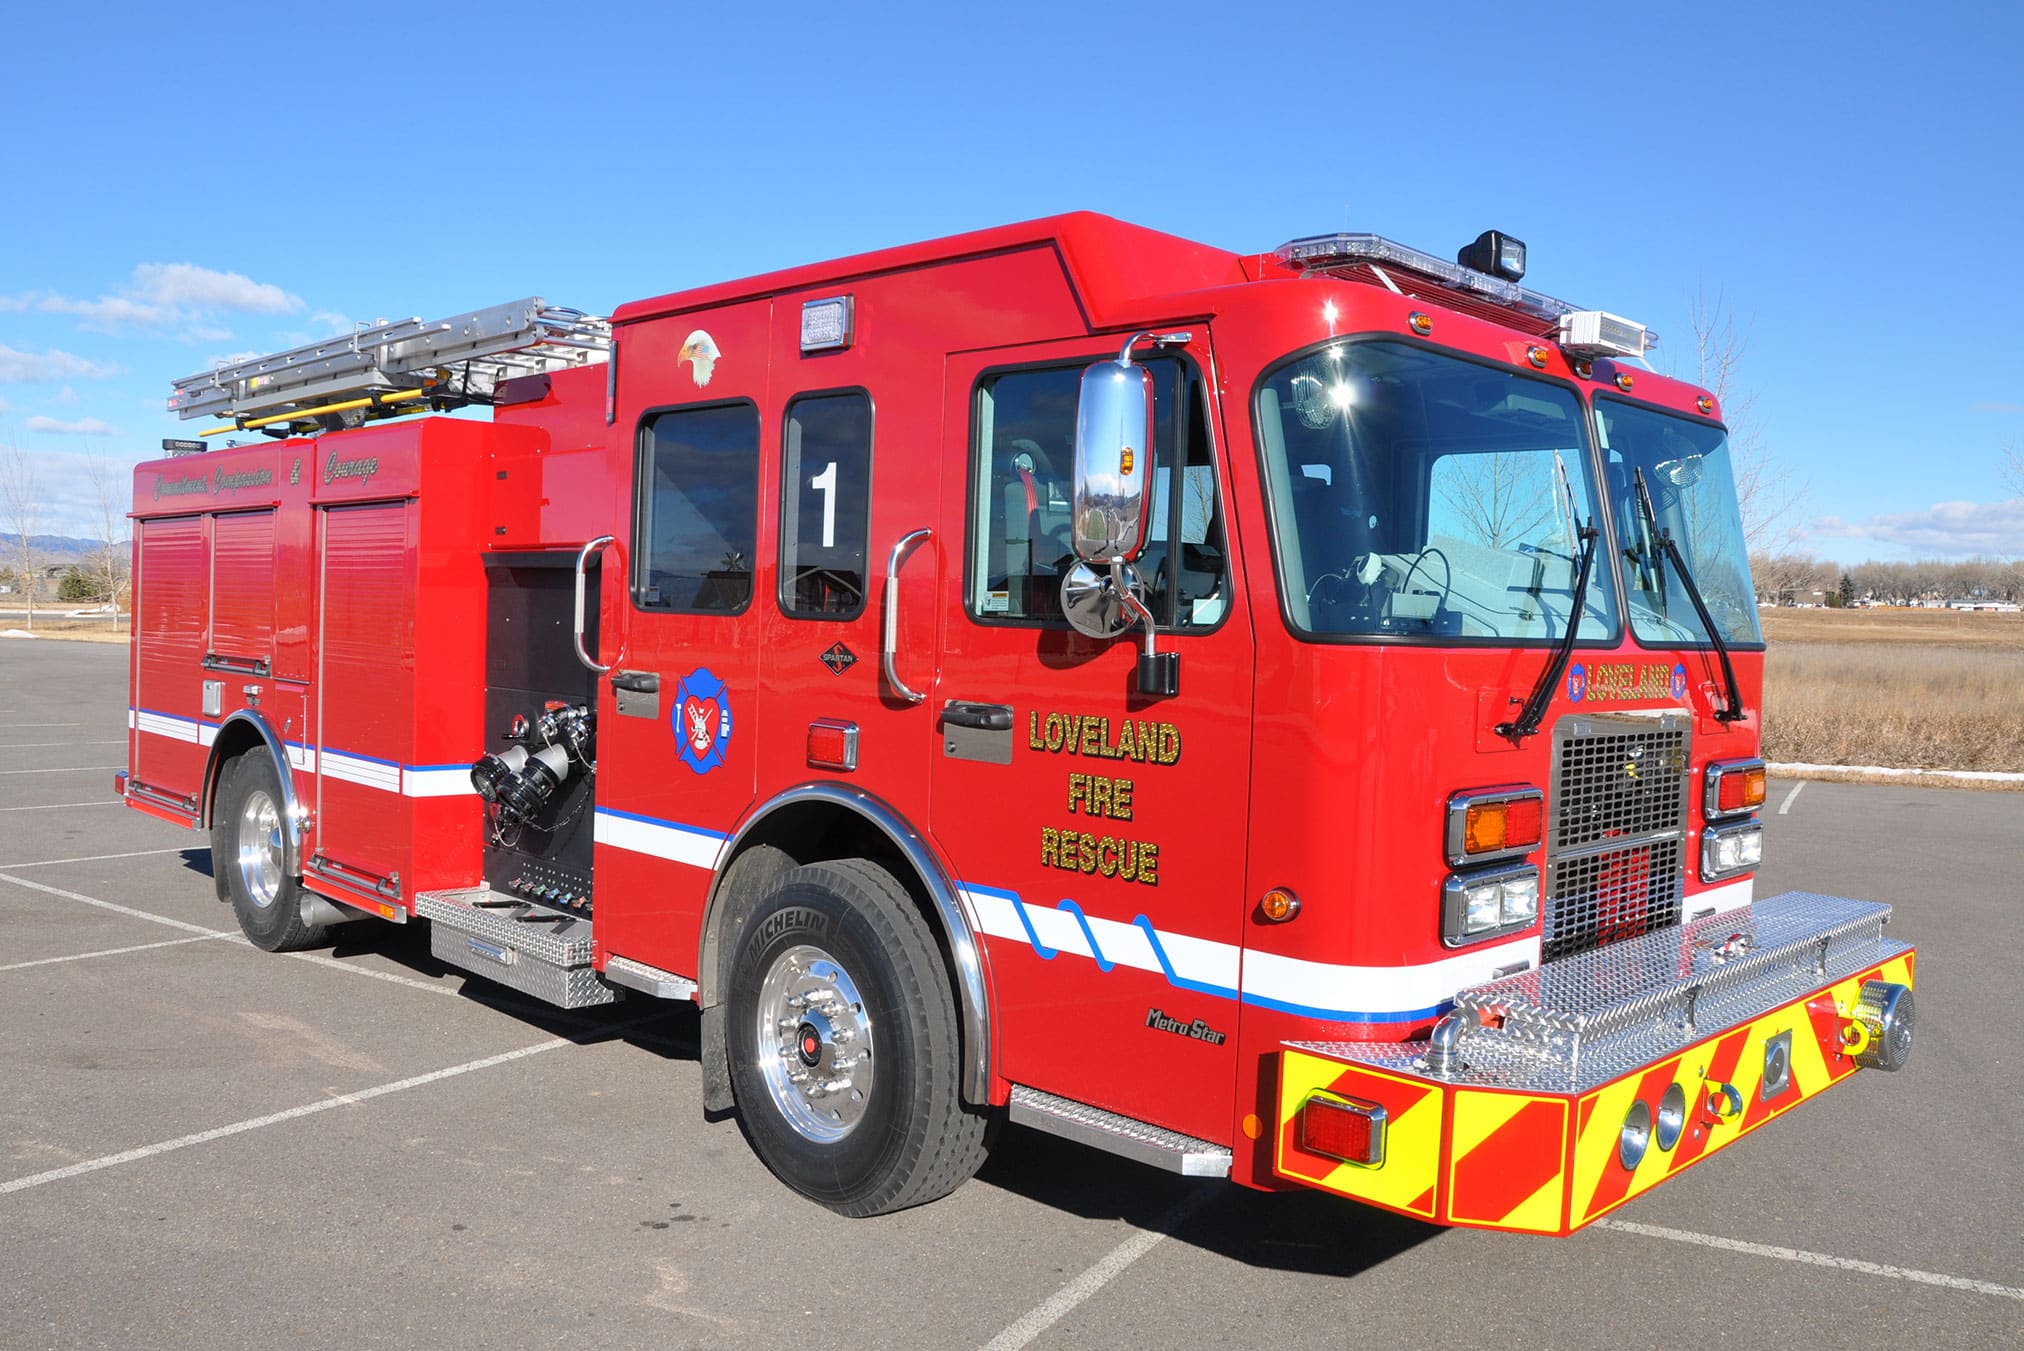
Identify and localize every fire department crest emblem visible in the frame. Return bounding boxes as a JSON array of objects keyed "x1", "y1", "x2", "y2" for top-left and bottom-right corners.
[
  {"x1": 672, "y1": 667, "x2": 732, "y2": 774},
  {"x1": 1565, "y1": 662, "x2": 1588, "y2": 703},
  {"x1": 1669, "y1": 663, "x2": 1689, "y2": 701}
]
